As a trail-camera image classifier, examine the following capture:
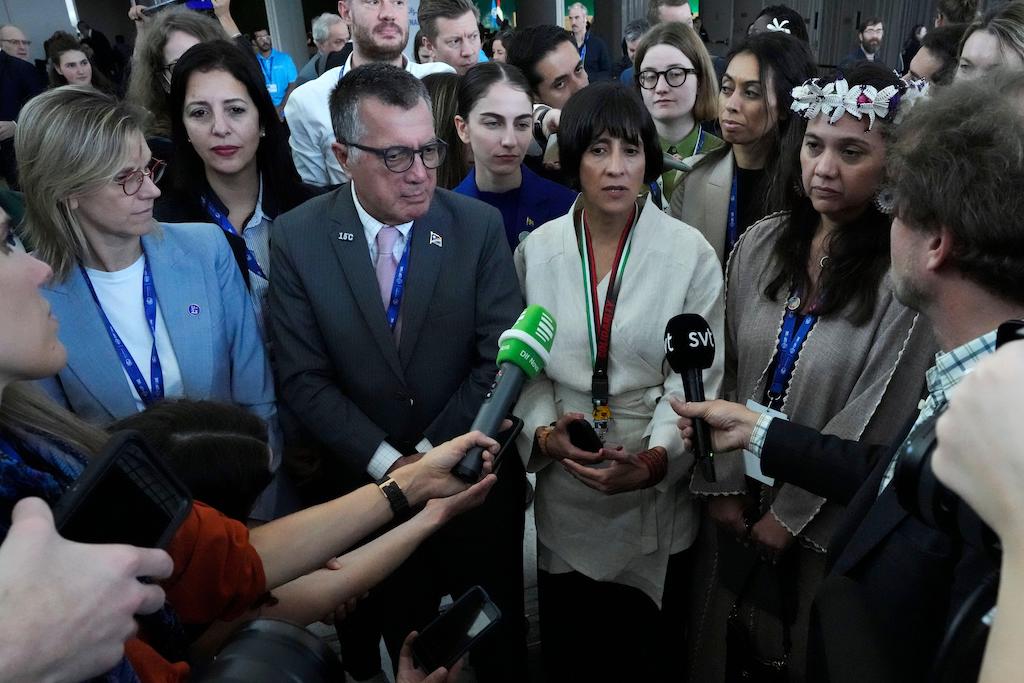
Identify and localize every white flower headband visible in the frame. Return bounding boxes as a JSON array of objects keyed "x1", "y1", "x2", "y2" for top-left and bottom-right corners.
[
  {"x1": 765, "y1": 18, "x2": 791, "y2": 34},
  {"x1": 790, "y1": 77, "x2": 929, "y2": 130}
]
